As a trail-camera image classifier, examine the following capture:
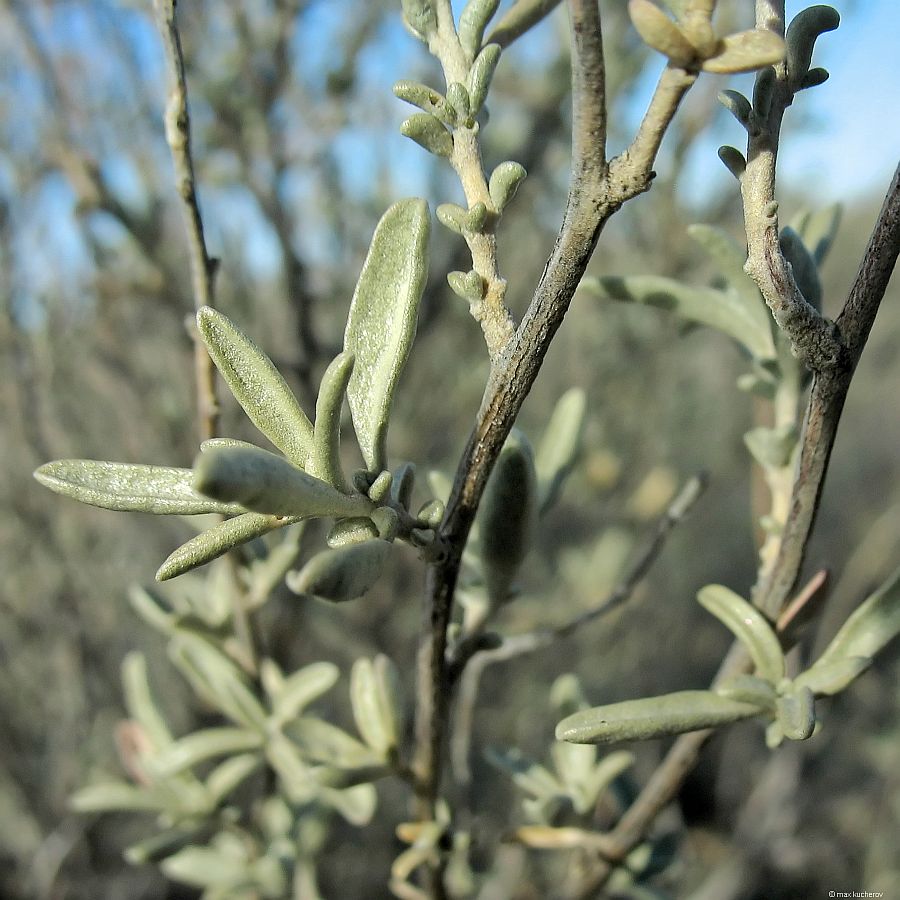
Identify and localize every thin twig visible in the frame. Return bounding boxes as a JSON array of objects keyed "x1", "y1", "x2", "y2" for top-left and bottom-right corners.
[
  {"x1": 739, "y1": 2, "x2": 841, "y2": 371},
  {"x1": 413, "y1": 0, "x2": 696, "y2": 857},
  {"x1": 153, "y1": 0, "x2": 220, "y2": 443},
  {"x1": 754, "y1": 162, "x2": 900, "y2": 617}
]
